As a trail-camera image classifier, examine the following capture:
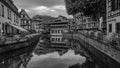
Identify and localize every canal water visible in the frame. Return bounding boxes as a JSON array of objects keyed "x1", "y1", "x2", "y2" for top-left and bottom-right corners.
[{"x1": 0, "y1": 36, "x2": 104, "y2": 68}]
